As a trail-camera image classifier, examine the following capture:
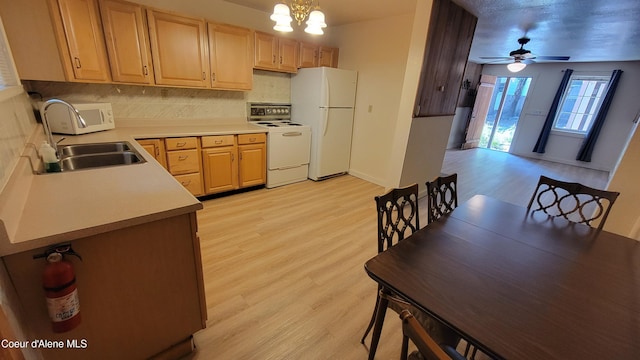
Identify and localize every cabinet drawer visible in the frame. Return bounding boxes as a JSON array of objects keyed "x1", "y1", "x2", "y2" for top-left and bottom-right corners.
[
  {"x1": 174, "y1": 173, "x2": 203, "y2": 196},
  {"x1": 166, "y1": 137, "x2": 198, "y2": 150},
  {"x1": 238, "y1": 133, "x2": 266, "y2": 145},
  {"x1": 201, "y1": 135, "x2": 235, "y2": 148},
  {"x1": 167, "y1": 149, "x2": 200, "y2": 175}
]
